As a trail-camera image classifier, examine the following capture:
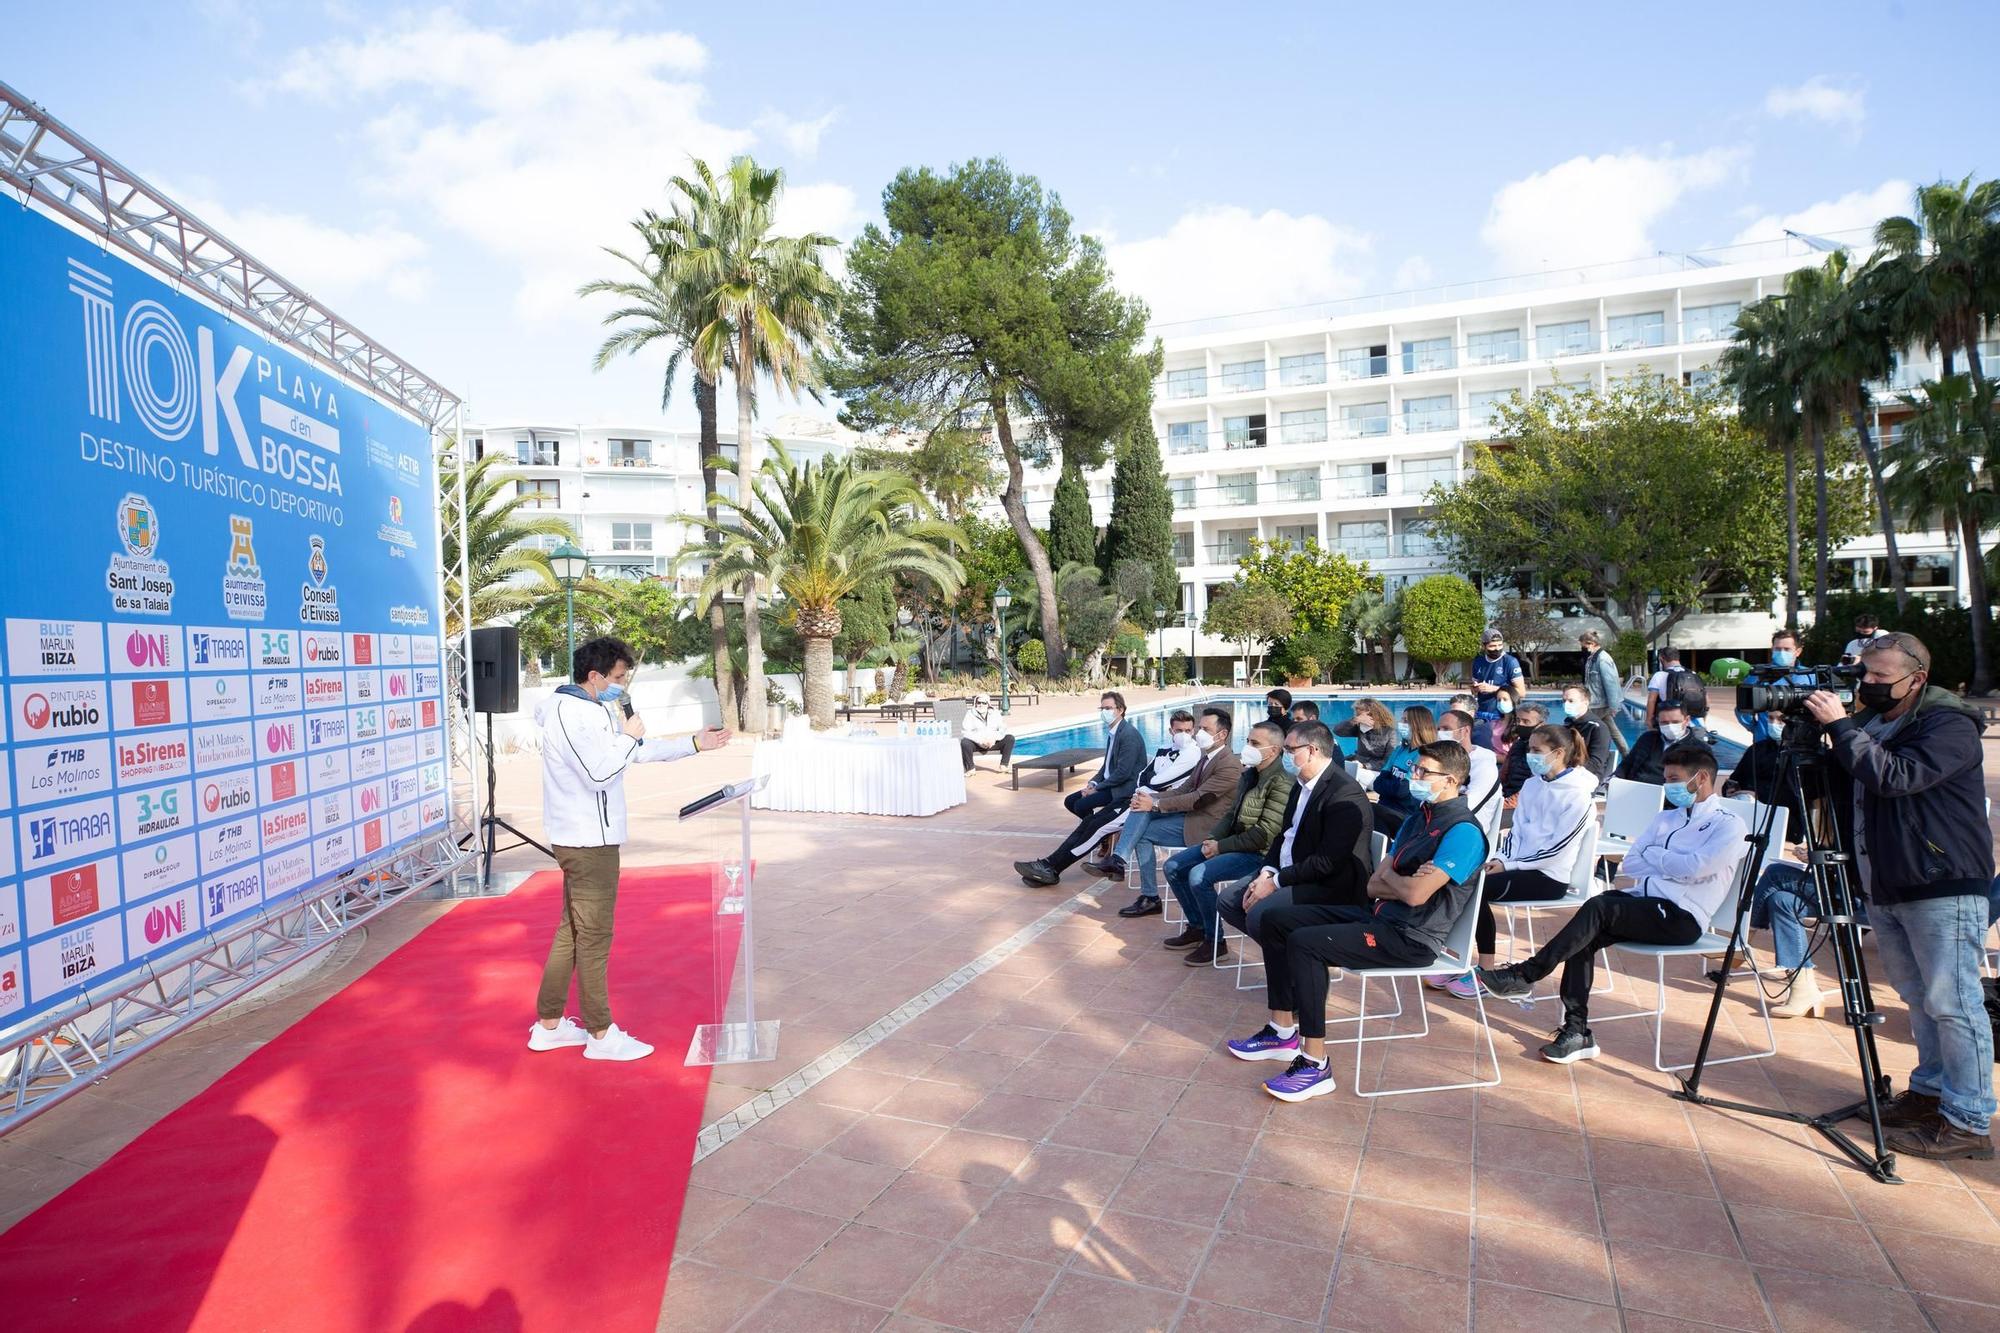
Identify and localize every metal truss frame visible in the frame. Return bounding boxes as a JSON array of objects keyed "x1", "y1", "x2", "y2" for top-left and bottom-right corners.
[
  {"x1": 0, "y1": 832, "x2": 462, "y2": 1135},
  {"x1": 0, "y1": 79, "x2": 458, "y2": 429}
]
